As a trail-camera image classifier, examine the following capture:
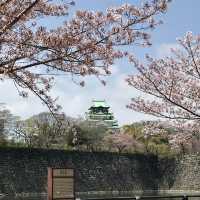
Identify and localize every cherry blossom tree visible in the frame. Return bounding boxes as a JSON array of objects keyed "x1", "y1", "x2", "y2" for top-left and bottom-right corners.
[
  {"x1": 127, "y1": 32, "x2": 200, "y2": 149},
  {"x1": 0, "y1": 0, "x2": 169, "y2": 114},
  {"x1": 128, "y1": 32, "x2": 200, "y2": 123},
  {"x1": 168, "y1": 133, "x2": 193, "y2": 154},
  {"x1": 142, "y1": 121, "x2": 199, "y2": 154},
  {"x1": 0, "y1": 104, "x2": 18, "y2": 145},
  {"x1": 104, "y1": 131, "x2": 141, "y2": 153}
]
